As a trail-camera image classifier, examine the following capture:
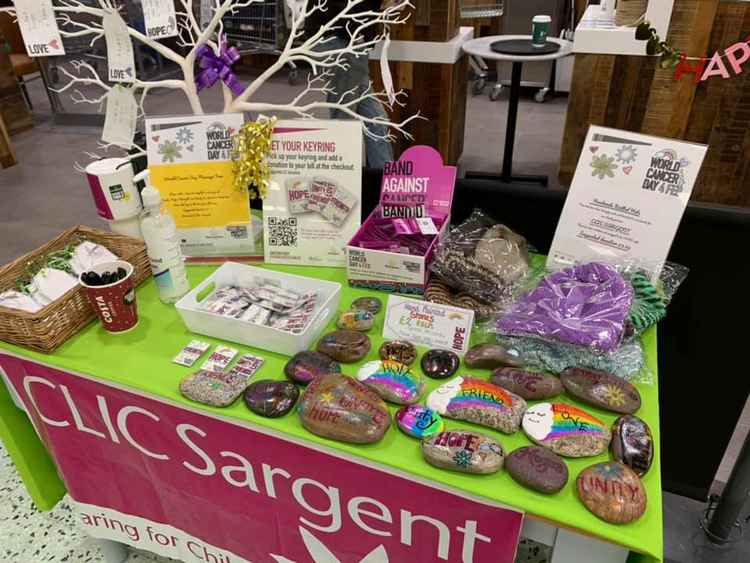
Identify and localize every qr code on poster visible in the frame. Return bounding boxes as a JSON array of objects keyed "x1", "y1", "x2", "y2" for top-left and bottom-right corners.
[{"x1": 267, "y1": 217, "x2": 298, "y2": 247}]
